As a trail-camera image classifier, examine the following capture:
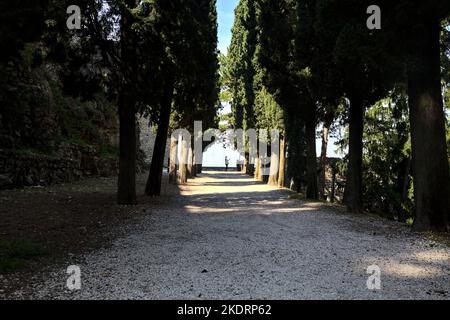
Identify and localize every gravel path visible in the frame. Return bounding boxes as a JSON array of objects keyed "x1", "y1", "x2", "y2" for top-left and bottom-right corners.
[{"x1": 12, "y1": 171, "x2": 450, "y2": 299}]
